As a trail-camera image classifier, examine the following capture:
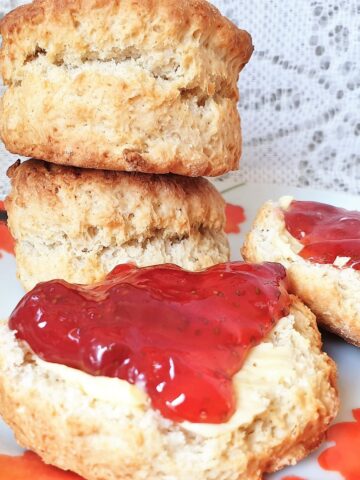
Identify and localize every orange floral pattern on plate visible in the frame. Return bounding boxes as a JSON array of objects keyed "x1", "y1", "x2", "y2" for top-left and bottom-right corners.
[
  {"x1": 0, "y1": 451, "x2": 83, "y2": 479},
  {"x1": 0, "y1": 451, "x2": 309, "y2": 480},
  {"x1": 318, "y1": 408, "x2": 360, "y2": 480},
  {"x1": 281, "y1": 477, "x2": 306, "y2": 480},
  {"x1": 225, "y1": 203, "x2": 246, "y2": 234},
  {"x1": 0, "y1": 200, "x2": 14, "y2": 256}
]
